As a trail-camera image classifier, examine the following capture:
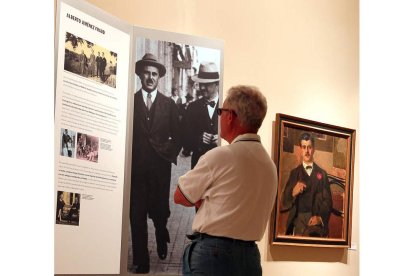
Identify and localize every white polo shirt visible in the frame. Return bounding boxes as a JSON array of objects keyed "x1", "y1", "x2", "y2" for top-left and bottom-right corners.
[{"x1": 178, "y1": 133, "x2": 278, "y2": 241}]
